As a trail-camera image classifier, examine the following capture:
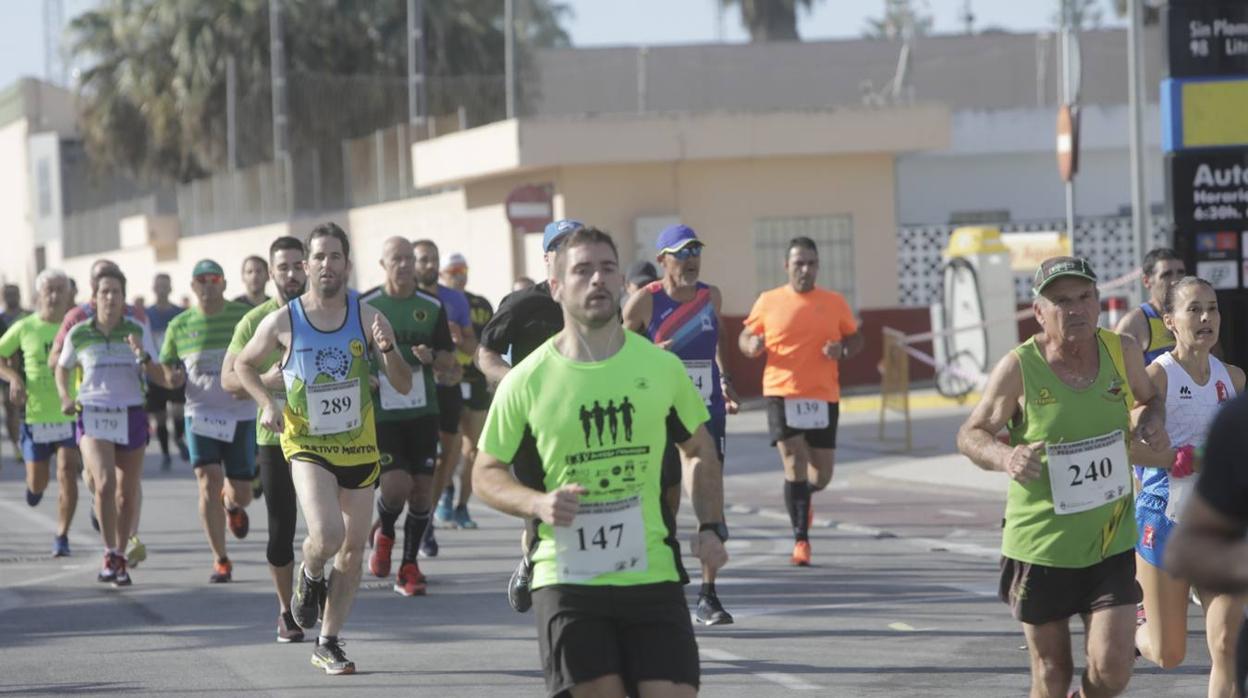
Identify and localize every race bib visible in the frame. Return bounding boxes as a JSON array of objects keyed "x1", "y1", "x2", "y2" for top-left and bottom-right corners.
[
  {"x1": 83, "y1": 406, "x2": 128, "y2": 444},
  {"x1": 307, "y1": 378, "x2": 361, "y2": 435},
  {"x1": 190, "y1": 413, "x2": 236, "y2": 442},
  {"x1": 29, "y1": 421, "x2": 73, "y2": 444},
  {"x1": 1166, "y1": 475, "x2": 1195, "y2": 523},
  {"x1": 785, "y1": 399, "x2": 829, "y2": 430},
  {"x1": 461, "y1": 382, "x2": 471, "y2": 400},
  {"x1": 554, "y1": 496, "x2": 647, "y2": 582},
  {"x1": 1046, "y1": 431, "x2": 1130, "y2": 515},
  {"x1": 683, "y1": 360, "x2": 713, "y2": 403},
  {"x1": 379, "y1": 371, "x2": 427, "y2": 410}
]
